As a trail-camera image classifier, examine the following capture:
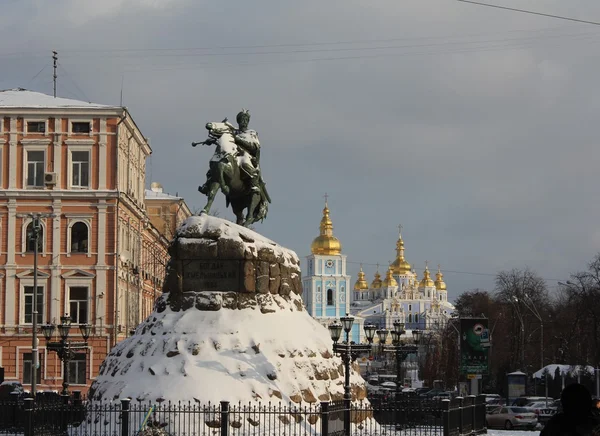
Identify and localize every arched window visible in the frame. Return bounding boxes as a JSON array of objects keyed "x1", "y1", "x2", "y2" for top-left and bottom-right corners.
[
  {"x1": 70, "y1": 222, "x2": 89, "y2": 253},
  {"x1": 26, "y1": 221, "x2": 43, "y2": 253},
  {"x1": 408, "y1": 313, "x2": 413, "y2": 323},
  {"x1": 327, "y1": 289, "x2": 334, "y2": 306}
]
